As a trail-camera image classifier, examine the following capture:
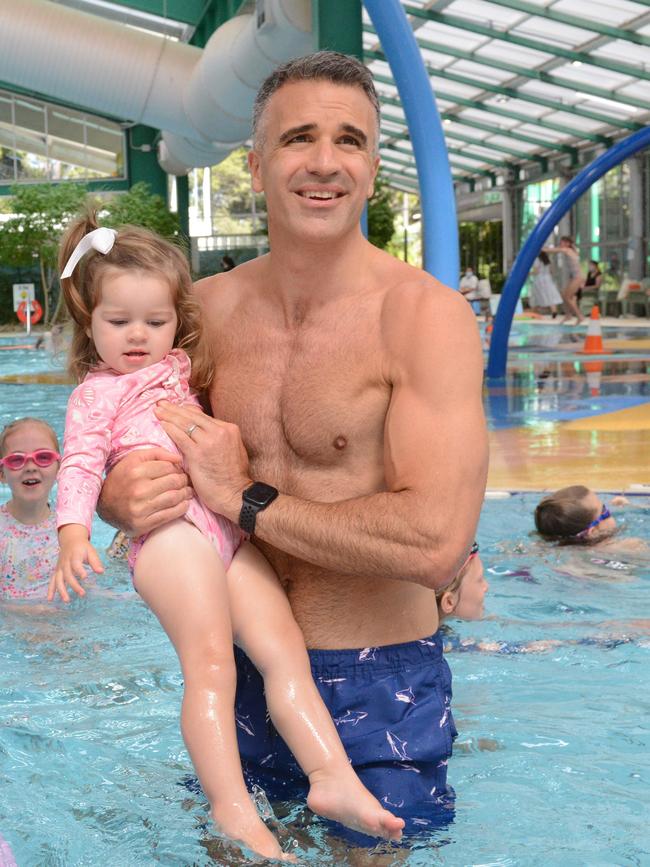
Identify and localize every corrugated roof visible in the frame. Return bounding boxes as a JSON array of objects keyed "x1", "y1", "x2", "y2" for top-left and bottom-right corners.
[
  {"x1": 7, "y1": 1, "x2": 650, "y2": 190},
  {"x1": 365, "y1": 0, "x2": 650, "y2": 191}
]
